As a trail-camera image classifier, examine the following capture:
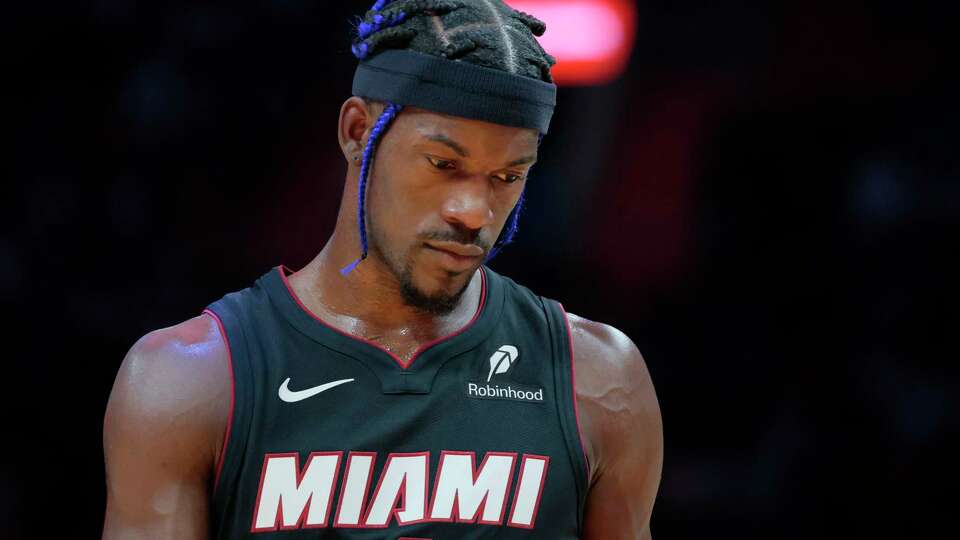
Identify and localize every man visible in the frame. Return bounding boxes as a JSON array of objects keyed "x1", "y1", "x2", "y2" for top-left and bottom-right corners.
[{"x1": 103, "y1": 1, "x2": 662, "y2": 538}]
